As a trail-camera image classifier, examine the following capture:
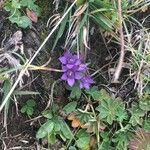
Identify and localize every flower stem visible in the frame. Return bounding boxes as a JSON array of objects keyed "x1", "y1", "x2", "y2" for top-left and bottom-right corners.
[{"x1": 28, "y1": 65, "x2": 64, "y2": 72}]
